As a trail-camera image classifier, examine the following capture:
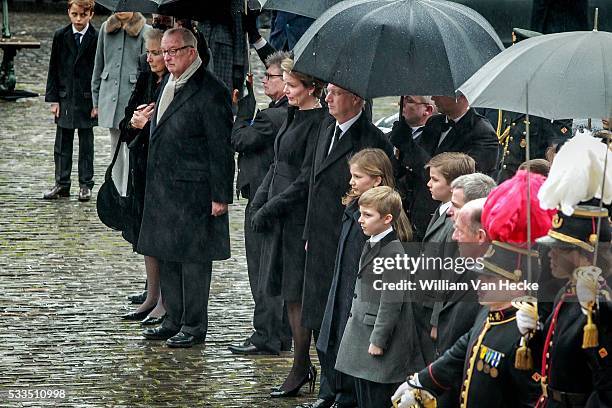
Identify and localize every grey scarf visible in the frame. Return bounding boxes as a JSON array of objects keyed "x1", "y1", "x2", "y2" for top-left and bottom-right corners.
[{"x1": 156, "y1": 55, "x2": 202, "y2": 122}]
